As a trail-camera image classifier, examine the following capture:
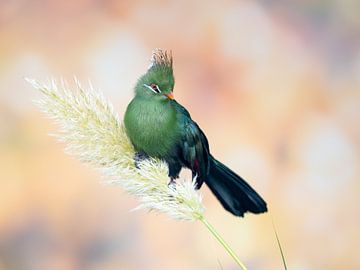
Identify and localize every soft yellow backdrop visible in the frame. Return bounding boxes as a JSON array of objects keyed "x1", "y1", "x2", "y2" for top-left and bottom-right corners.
[{"x1": 1, "y1": 1, "x2": 359, "y2": 269}]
